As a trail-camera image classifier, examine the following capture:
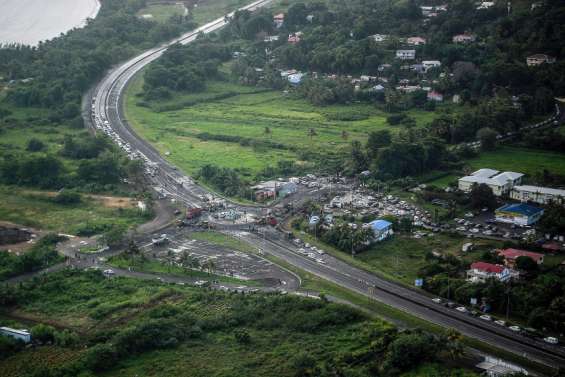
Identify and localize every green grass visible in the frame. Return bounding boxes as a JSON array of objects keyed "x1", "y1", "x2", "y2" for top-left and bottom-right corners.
[
  {"x1": 125, "y1": 75, "x2": 440, "y2": 176},
  {"x1": 0, "y1": 186, "x2": 146, "y2": 234},
  {"x1": 191, "y1": 0, "x2": 251, "y2": 25},
  {"x1": 425, "y1": 173, "x2": 459, "y2": 188},
  {"x1": 137, "y1": 3, "x2": 187, "y2": 23},
  {"x1": 467, "y1": 146, "x2": 565, "y2": 178}
]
